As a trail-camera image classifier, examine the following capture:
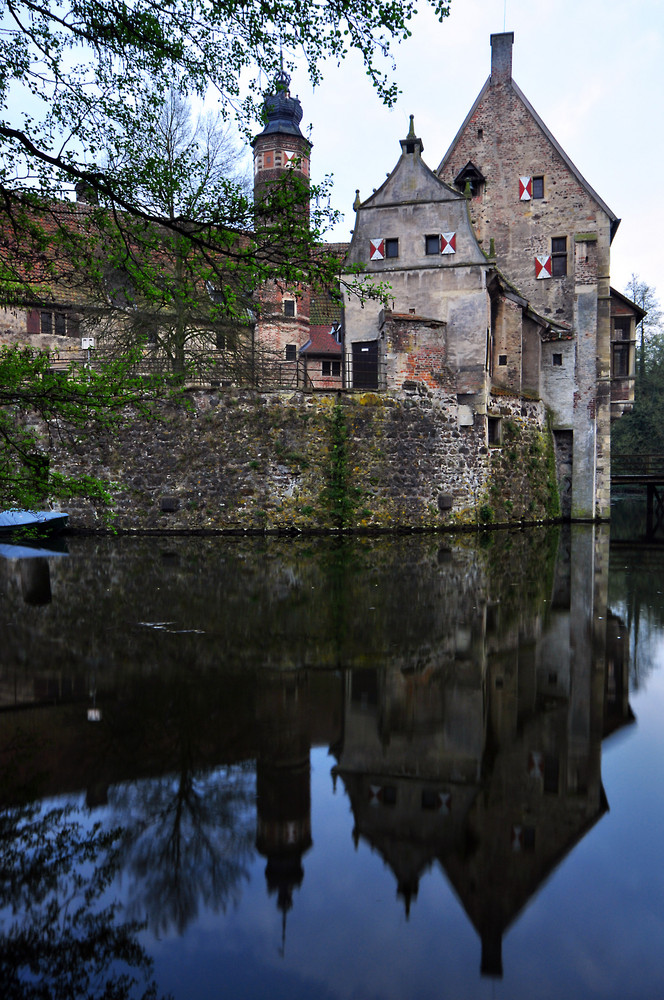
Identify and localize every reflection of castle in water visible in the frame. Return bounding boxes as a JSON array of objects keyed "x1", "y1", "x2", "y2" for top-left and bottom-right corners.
[
  {"x1": 0, "y1": 527, "x2": 635, "y2": 975},
  {"x1": 332, "y1": 526, "x2": 633, "y2": 977},
  {"x1": 255, "y1": 669, "x2": 313, "y2": 953}
]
